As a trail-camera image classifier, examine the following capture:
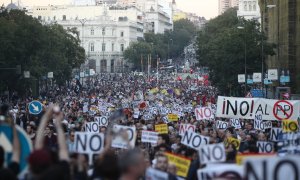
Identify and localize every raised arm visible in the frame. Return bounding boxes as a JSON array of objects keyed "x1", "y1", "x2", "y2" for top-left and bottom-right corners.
[
  {"x1": 35, "y1": 106, "x2": 53, "y2": 150},
  {"x1": 54, "y1": 112, "x2": 69, "y2": 161},
  {"x1": 11, "y1": 118, "x2": 20, "y2": 164}
]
